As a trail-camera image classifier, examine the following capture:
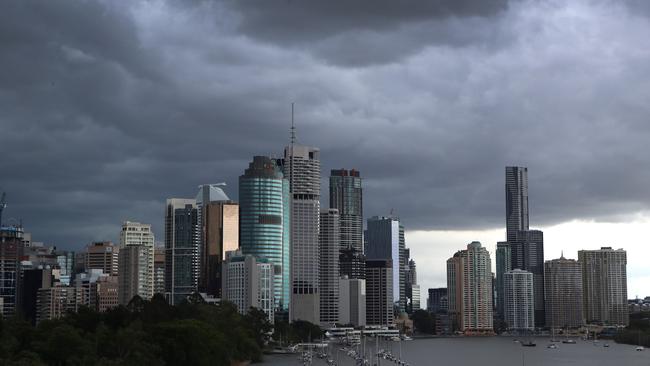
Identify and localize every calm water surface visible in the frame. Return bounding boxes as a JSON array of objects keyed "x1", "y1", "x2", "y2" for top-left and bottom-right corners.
[{"x1": 264, "y1": 337, "x2": 650, "y2": 366}]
